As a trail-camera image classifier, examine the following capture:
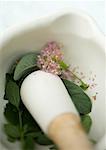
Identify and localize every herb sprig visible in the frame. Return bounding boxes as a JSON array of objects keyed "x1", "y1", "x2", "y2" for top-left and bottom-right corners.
[{"x1": 3, "y1": 42, "x2": 93, "y2": 150}]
